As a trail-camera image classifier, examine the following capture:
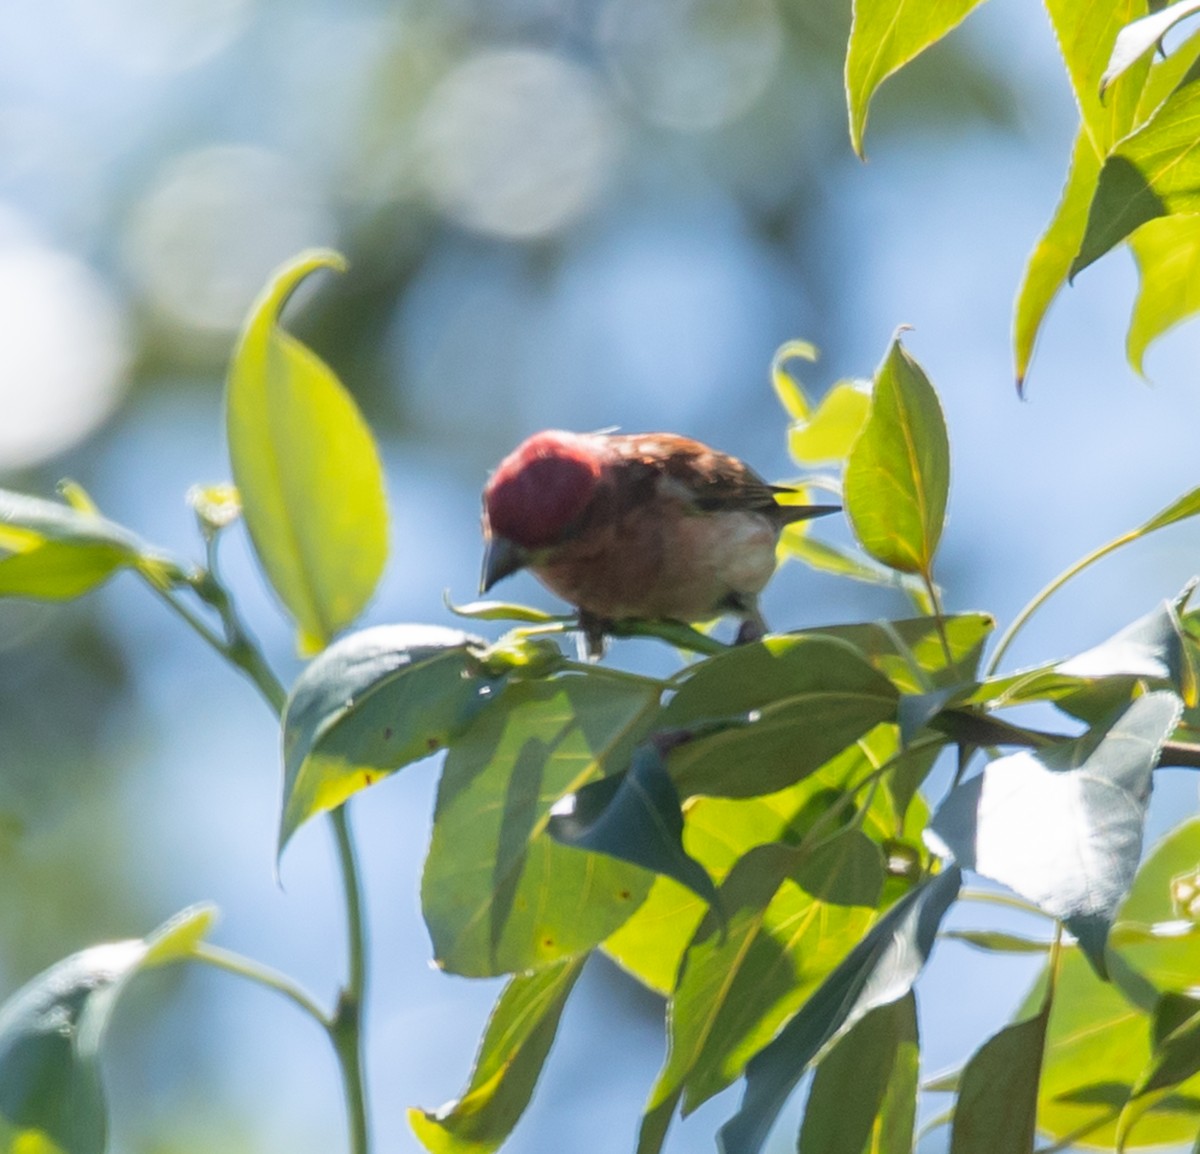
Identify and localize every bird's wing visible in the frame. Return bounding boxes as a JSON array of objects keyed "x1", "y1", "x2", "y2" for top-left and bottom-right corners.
[{"x1": 607, "y1": 434, "x2": 782, "y2": 513}]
